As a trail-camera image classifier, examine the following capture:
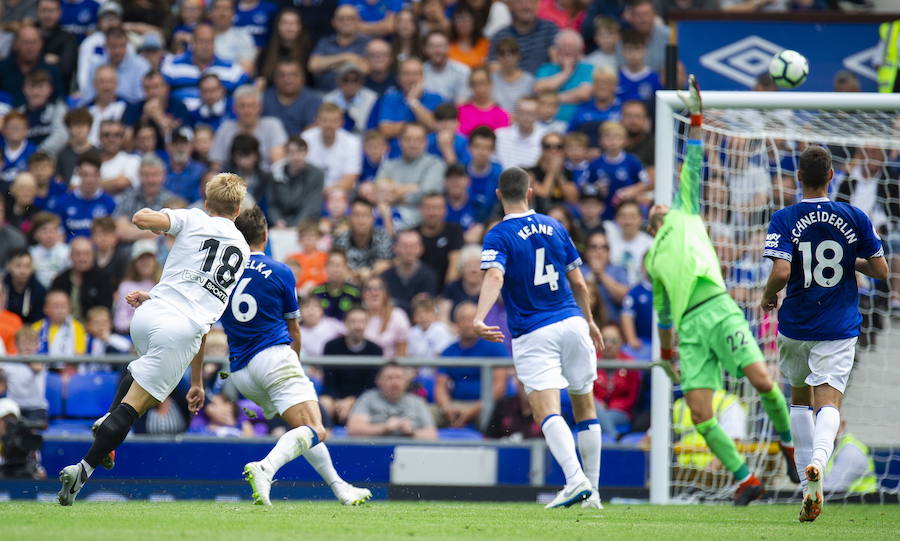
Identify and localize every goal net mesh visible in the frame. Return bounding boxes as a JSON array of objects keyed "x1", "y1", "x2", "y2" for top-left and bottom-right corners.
[{"x1": 667, "y1": 106, "x2": 899, "y2": 503}]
